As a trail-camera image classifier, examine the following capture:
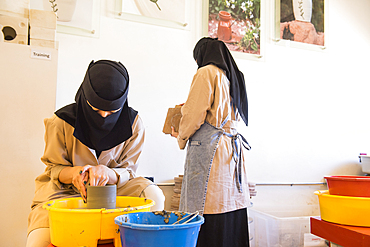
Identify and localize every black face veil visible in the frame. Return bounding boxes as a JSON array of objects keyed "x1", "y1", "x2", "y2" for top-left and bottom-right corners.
[
  {"x1": 193, "y1": 37, "x2": 248, "y2": 126},
  {"x1": 55, "y1": 60, "x2": 138, "y2": 153}
]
